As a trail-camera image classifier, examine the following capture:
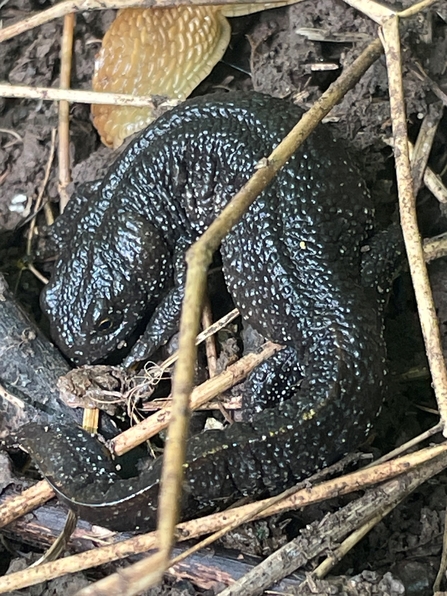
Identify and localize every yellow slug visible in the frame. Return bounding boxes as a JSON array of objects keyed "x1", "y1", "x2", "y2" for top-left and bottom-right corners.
[{"x1": 91, "y1": 3, "x2": 297, "y2": 148}]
